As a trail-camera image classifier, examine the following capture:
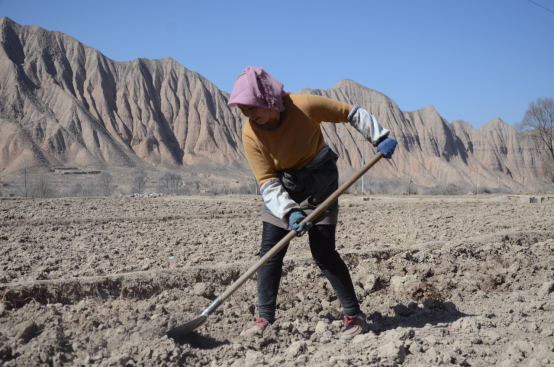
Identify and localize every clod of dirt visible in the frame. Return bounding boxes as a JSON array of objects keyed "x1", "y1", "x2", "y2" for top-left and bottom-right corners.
[
  {"x1": 244, "y1": 350, "x2": 265, "y2": 366},
  {"x1": 538, "y1": 281, "x2": 554, "y2": 298},
  {"x1": 286, "y1": 340, "x2": 306, "y2": 357},
  {"x1": 479, "y1": 273, "x2": 505, "y2": 293},
  {"x1": 15, "y1": 321, "x2": 38, "y2": 342},
  {"x1": 0, "y1": 341, "x2": 12, "y2": 358},
  {"x1": 378, "y1": 340, "x2": 407, "y2": 364},
  {"x1": 194, "y1": 283, "x2": 215, "y2": 298},
  {"x1": 411, "y1": 282, "x2": 443, "y2": 306},
  {"x1": 315, "y1": 321, "x2": 328, "y2": 334},
  {"x1": 390, "y1": 275, "x2": 421, "y2": 298},
  {"x1": 356, "y1": 274, "x2": 379, "y2": 293}
]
